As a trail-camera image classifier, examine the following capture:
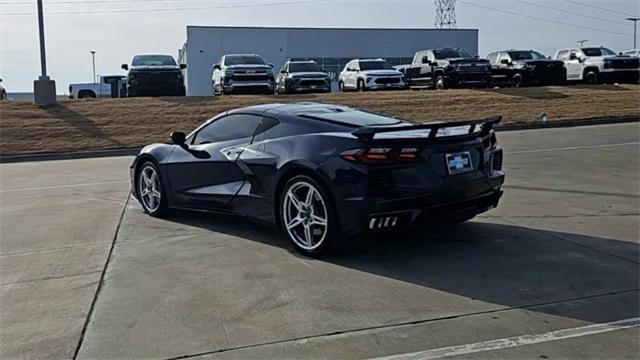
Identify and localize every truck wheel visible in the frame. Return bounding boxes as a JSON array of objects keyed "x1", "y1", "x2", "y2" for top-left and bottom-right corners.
[
  {"x1": 357, "y1": 79, "x2": 365, "y2": 92},
  {"x1": 434, "y1": 75, "x2": 446, "y2": 90},
  {"x1": 511, "y1": 74, "x2": 523, "y2": 87},
  {"x1": 584, "y1": 70, "x2": 598, "y2": 85},
  {"x1": 78, "y1": 90, "x2": 96, "y2": 99}
]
